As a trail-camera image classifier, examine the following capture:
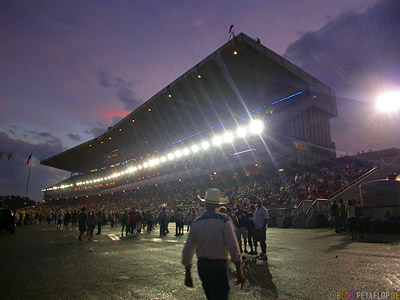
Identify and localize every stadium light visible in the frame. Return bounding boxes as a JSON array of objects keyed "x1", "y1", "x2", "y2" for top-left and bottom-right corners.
[
  {"x1": 183, "y1": 148, "x2": 190, "y2": 155},
  {"x1": 376, "y1": 91, "x2": 400, "y2": 113},
  {"x1": 138, "y1": 165, "x2": 143, "y2": 170},
  {"x1": 167, "y1": 153, "x2": 175, "y2": 160},
  {"x1": 212, "y1": 136, "x2": 222, "y2": 146},
  {"x1": 201, "y1": 141, "x2": 210, "y2": 150},
  {"x1": 149, "y1": 160, "x2": 155, "y2": 167},
  {"x1": 160, "y1": 156, "x2": 167, "y2": 163},
  {"x1": 223, "y1": 132, "x2": 234, "y2": 143},
  {"x1": 175, "y1": 150, "x2": 182, "y2": 158},
  {"x1": 236, "y1": 127, "x2": 247, "y2": 138},
  {"x1": 192, "y1": 145, "x2": 200, "y2": 153},
  {"x1": 133, "y1": 167, "x2": 138, "y2": 172},
  {"x1": 154, "y1": 158, "x2": 160, "y2": 165},
  {"x1": 249, "y1": 119, "x2": 264, "y2": 134}
]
